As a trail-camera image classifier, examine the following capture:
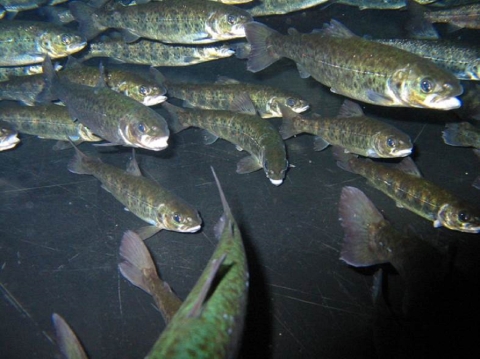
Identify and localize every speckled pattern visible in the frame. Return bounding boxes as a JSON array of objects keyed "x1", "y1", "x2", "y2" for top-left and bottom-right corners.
[{"x1": 425, "y1": 3, "x2": 480, "y2": 29}]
